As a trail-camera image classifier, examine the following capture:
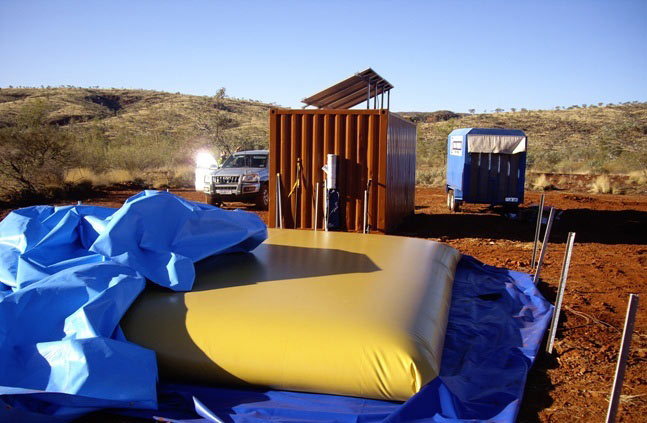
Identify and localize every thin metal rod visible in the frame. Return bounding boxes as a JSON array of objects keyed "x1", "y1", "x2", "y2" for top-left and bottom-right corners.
[
  {"x1": 606, "y1": 294, "x2": 640, "y2": 423},
  {"x1": 380, "y1": 86, "x2": 384, "y2": 109},
  {"x1": 533, "y1": 206, "x2": 555, "y2": 284},
  {"x1": 314, "y1": 182, "x2": 319, "y2": 231},
  {"x1": 323, "y1": 179, "x2": 328, "y2": 232},
  {"x1": 363, "y1": 189, "x2": 368, "y2": 233},
  {"x1": 366, "y1": 81, "x2": 370, "y2": 109},
  {"x1": 531, "y1": 193, "x2": 545, "y2": 269},
  {"x1": 387, "y1": 90, "x2": 390, "y2": 110},
  {"x1": 275, "y1": 174, "x2": 279, "y2": 227},
  {"x1": 546, "y1": 232, "x2": 576, "y2": 354},
  {"x1": 276, "y1": 173, "x2": 283, "y2": 229},
  {"x1": 294, "y1": 181, "x2": 298, "y2": 230}
]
